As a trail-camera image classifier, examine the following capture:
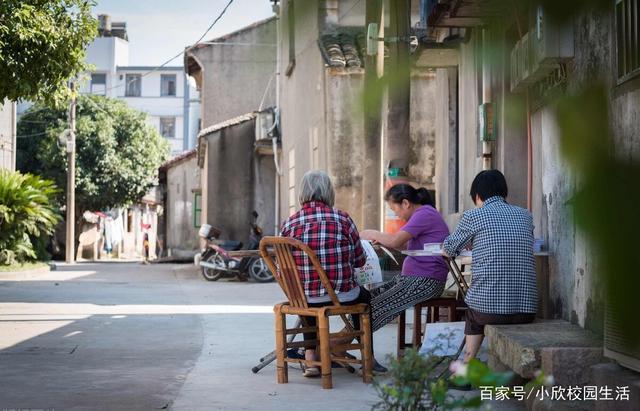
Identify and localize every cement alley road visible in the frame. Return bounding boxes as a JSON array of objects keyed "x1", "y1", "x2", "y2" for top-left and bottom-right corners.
[{"x1": 0, "y1": 262, "x2": 396, "y2": 411}]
